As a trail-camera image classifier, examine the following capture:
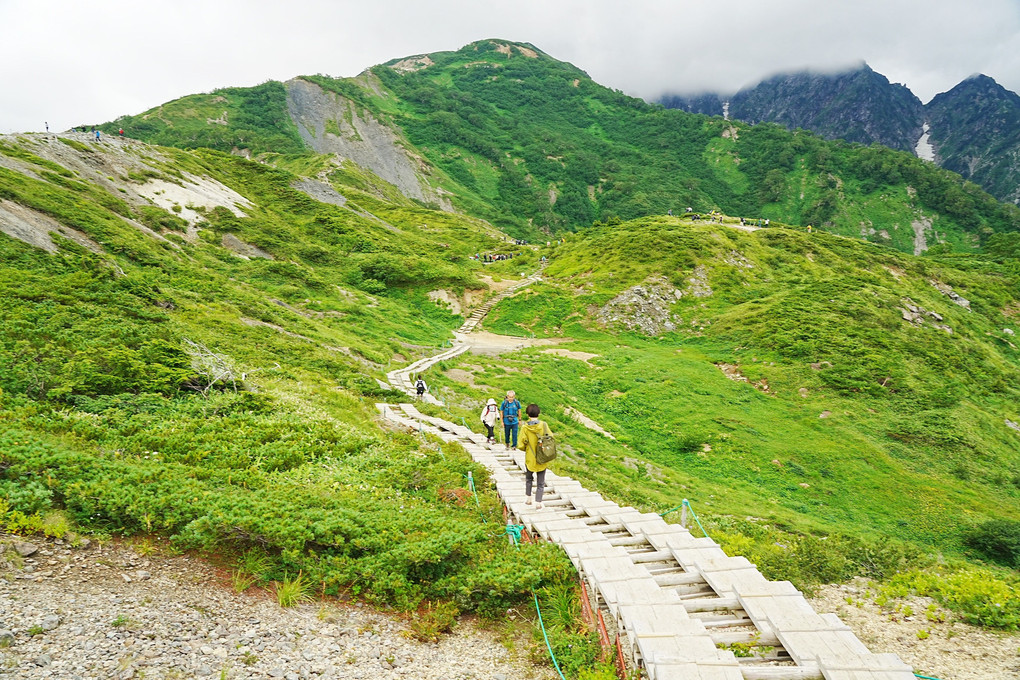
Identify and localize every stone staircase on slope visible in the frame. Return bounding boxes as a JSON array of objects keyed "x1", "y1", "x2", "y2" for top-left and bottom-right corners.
[
  {"x1": 377, "y1": 269, "x2": 916, "y2": 680},
  {"x1": 457, "y1": 265, "x2": 544, "y2": 335}
]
